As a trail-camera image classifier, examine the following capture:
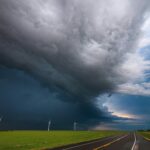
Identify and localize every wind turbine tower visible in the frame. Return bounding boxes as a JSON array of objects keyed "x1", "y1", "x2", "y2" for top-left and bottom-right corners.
[
  {"x1": 48, "y1": 120, "x2": 51, "y2": 131},
  {"x1": 0, "y1": 116, "x2": 3, "y2": 122},
  {"x1": 73, "y1": 122, "x2": 77, "y2": 131}
]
